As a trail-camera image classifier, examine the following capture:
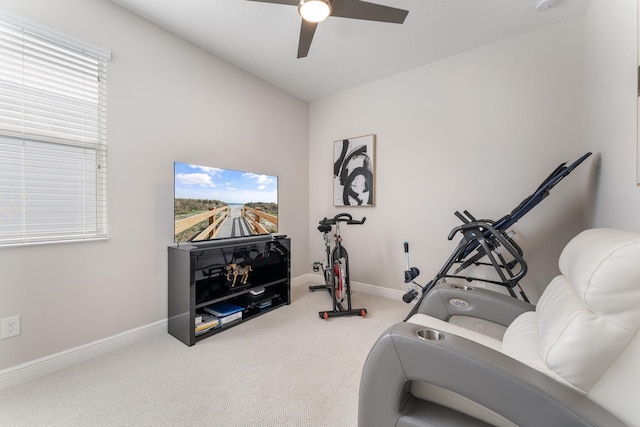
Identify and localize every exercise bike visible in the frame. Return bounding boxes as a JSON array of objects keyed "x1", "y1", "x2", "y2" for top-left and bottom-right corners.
[{"x1": 310, "y1": 213, "x2": 368, "y2": 320}]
